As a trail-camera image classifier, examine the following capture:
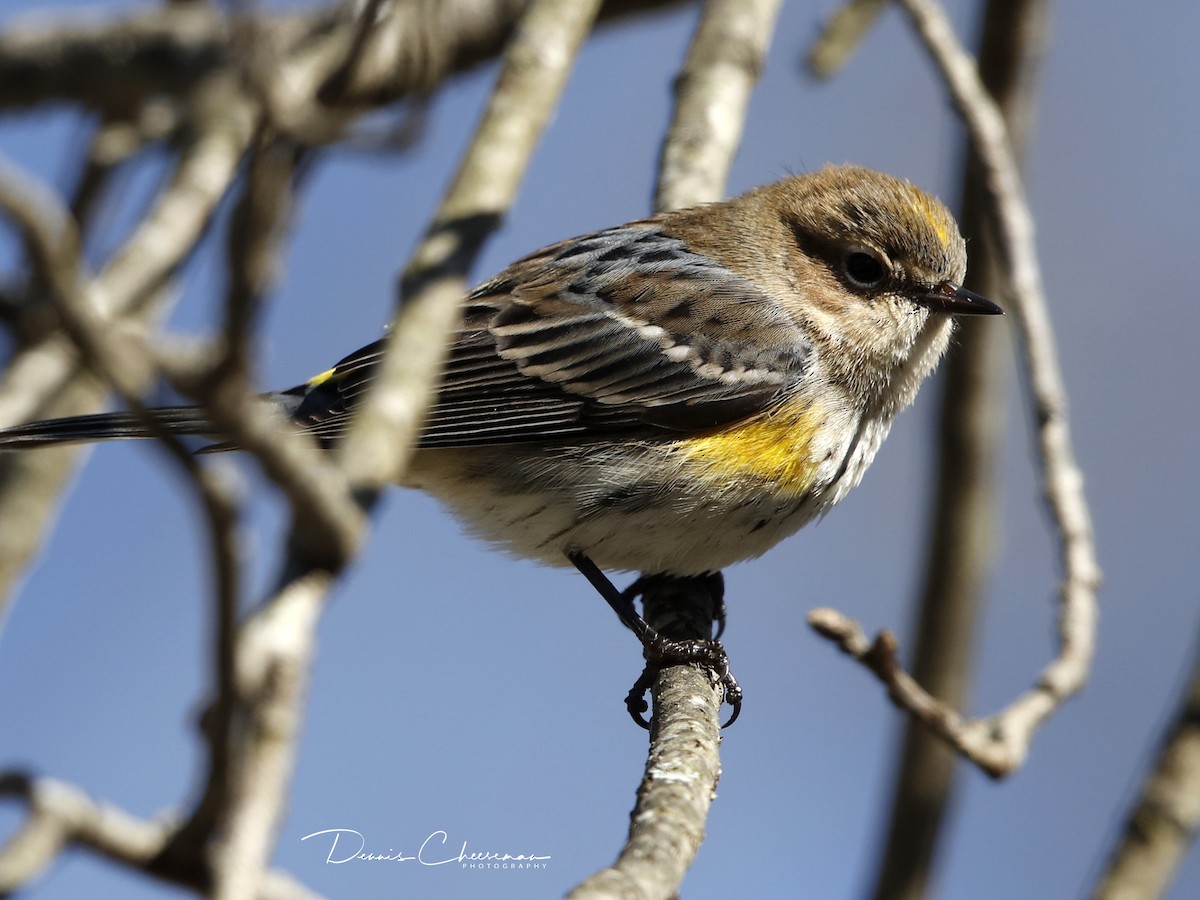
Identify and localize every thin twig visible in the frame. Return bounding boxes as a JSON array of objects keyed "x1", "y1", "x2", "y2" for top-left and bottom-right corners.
[
  {"x1": 165, "y1": 139, "x2": 312, "y2": 866},
  {"x1": 655, "y1": 0, "x2": 785, "y2": 210},
  {"x1": 0, "y1": 772, "x2": 317, "y2": 900},
  {"x1": 0, "y1": 121, "x2": 355, "y2": 900},
  {"x1": 335, "y1": 0, "x2": 606, "y2": 494},
  {"x1": 810, "y1": 0, "x2": 1099, "y2": 781},
  {"x1": 0, "y1": 82, "x2": 252, "y2": 430},
  {"x1": 0, "y1": 154, "x2": 230, "y2": 494},
  {"x1": 69, "y1": 106, "x2": 178, "y2": 232},
  {"x1": 316, "y1": 0, "x2": 391, "y2": 104},
  {"x1": 208, "y1": 567, "x2": 336, "y2": 900},
  {"x1": 182, "y1": 133, "x2": 357, "y2": 900},
  {"x1": 0, "y1": 157, "x2": 253, "y2": 832},
  {"x1": 870, "y1": 0, "x2": 1049, "y2": 895},
  {"x1": 809, "y1": 610, "x2": 1001, "y2": 772},
  {"x1": 0, "y1": 111, "x2": 166, "y2": 617},
  {"x1": 0, "y1": 1, "x2": 688, "y2": 115},
  {"x1": 219, "y1": 137, "x2": 301, "y2": 380},
  {"x1": 805, "y1": 0, "x2": 888, "y2": 79},
  {"x1": 169, "y1": 462, "x2": 245, "y2": 854},
  {"x1": 0, "y1": 146, "x2": 357, "y2": 570}
]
